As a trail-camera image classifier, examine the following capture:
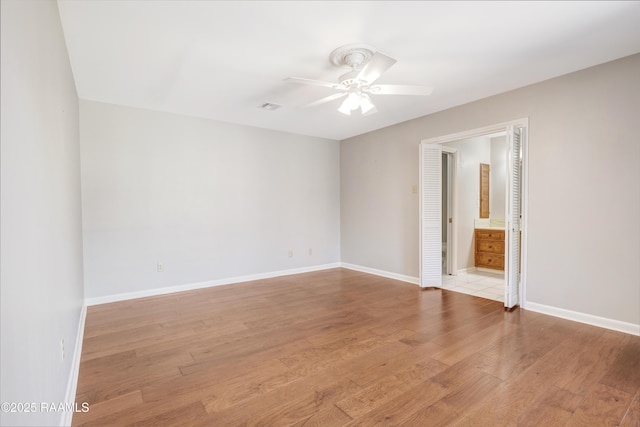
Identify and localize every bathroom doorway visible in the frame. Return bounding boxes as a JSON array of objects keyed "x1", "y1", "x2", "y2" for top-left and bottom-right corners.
[
  {"x1": 419, "y1": 120, "x2": 528, "y2": 309},
  {"x1": 441, "y1": 135, "x2": 505, "y2": 303},
  {"x1": 442, "y1": 137, "x2": 506, "y2": 302}
]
